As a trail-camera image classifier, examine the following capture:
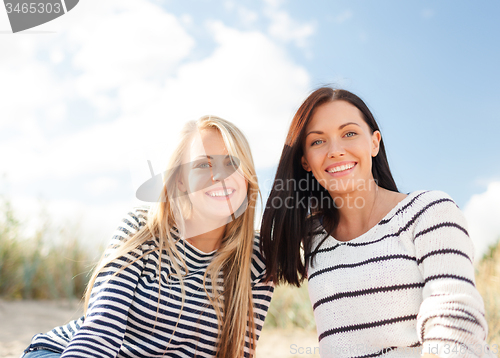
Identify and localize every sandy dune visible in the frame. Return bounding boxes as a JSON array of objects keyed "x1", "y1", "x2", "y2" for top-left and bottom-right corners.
[
  {"x1": 0, "y1": 300, "x2": 83, "y2": 358},
  {"x1": 0, "y1": 300, "x2": 319, "y2": 358}
]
